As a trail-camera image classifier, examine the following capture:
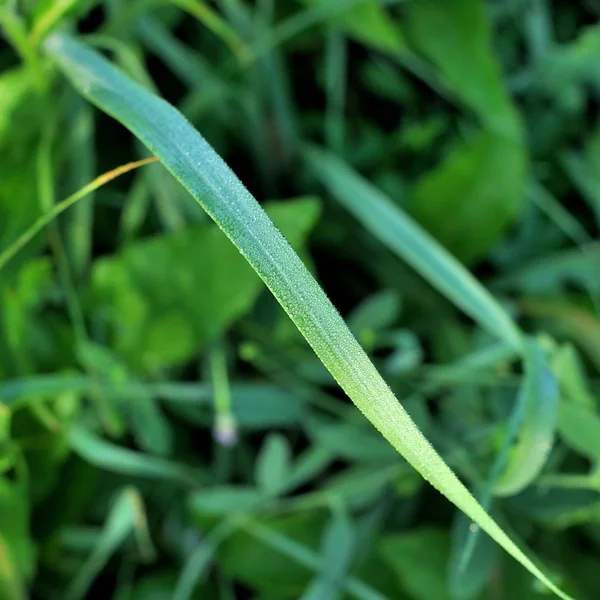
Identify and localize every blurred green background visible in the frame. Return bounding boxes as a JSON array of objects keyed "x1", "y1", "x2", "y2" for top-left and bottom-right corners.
[{"x1": 2, "y1": 0, "x2": 600, "y2": 599}]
